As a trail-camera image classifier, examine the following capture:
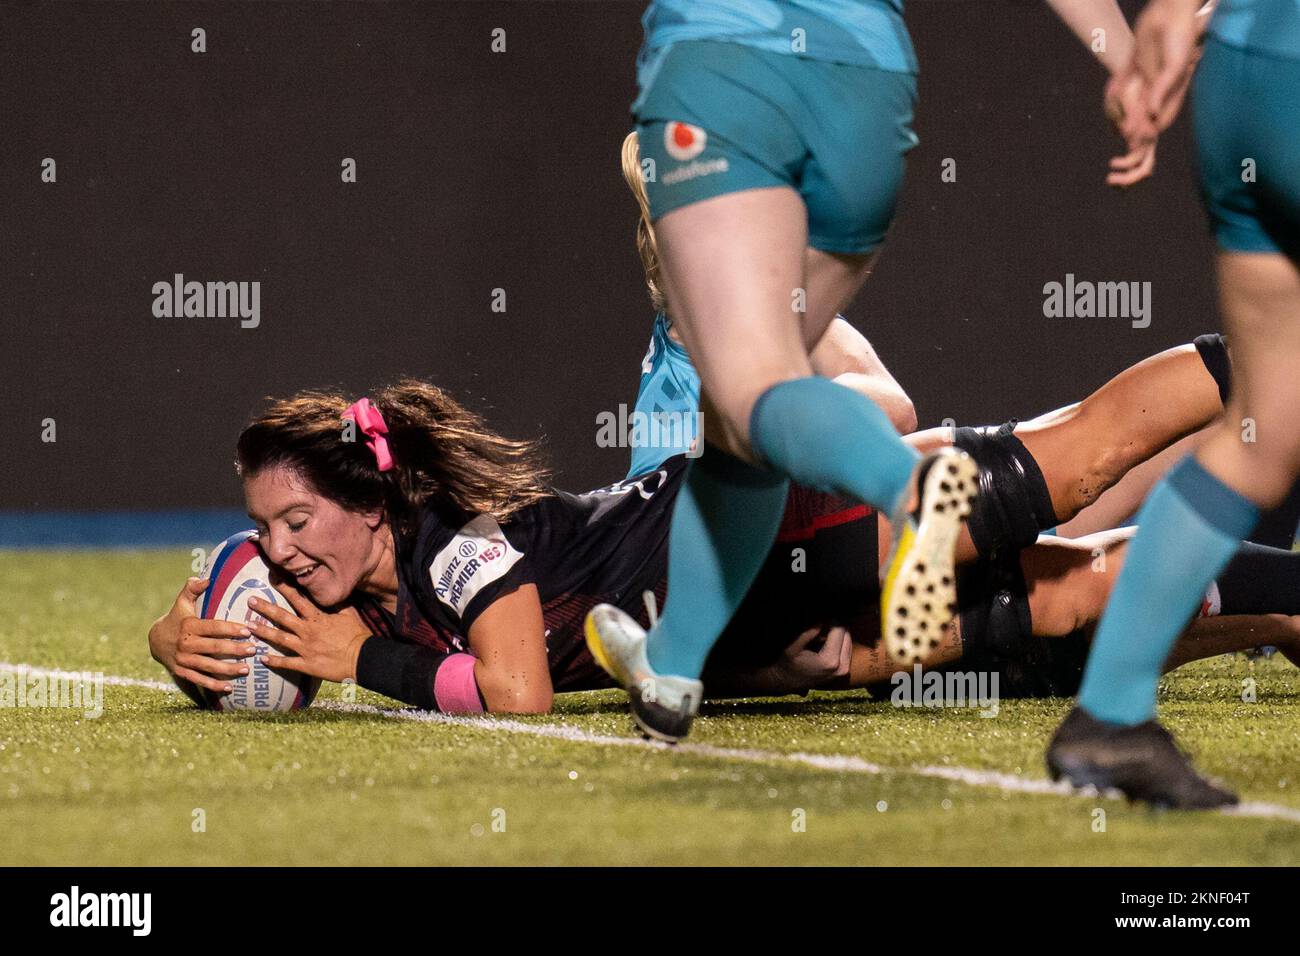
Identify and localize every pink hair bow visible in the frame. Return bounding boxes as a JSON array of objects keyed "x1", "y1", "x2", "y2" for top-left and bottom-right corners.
[{"x1": 343, "y1": 398, "x2": 394, "y2": 472}]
